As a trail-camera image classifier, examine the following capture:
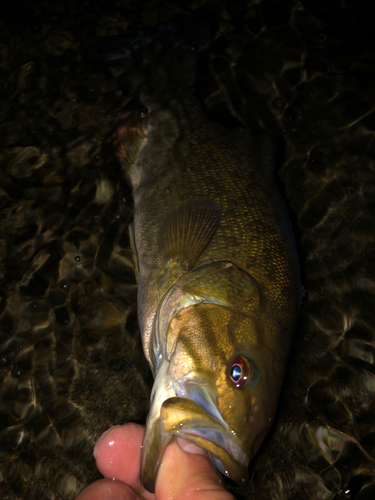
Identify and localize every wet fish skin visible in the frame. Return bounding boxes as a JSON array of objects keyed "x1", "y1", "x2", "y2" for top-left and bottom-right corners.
[{"x1": 99, "y1": 17, "x2": 300, "y2": 493}]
